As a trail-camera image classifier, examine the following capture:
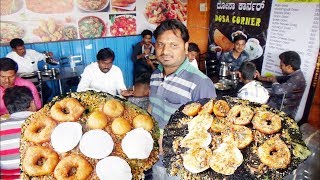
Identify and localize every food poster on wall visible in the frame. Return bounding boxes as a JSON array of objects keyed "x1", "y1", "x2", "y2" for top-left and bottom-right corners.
[
  {"x1": 262, "y1": 0, "x2": 319, "y2": 121},
  {"x1": 208, "y1": 0, "x2": 272, "y2": 71},
  {"x1": 0, "y1": 0, "x2": 188, "y2": 45},
  {"x1": 135, "y1": 0, "x2": 188, "y2": 33}
]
